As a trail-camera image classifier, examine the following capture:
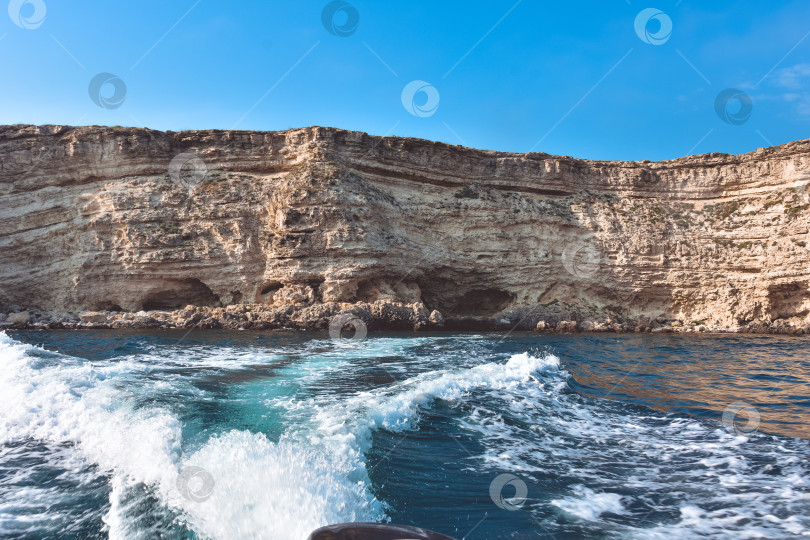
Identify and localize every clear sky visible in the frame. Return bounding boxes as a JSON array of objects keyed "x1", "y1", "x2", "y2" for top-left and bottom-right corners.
[{"x1": 2, "y1": 0, "x2": 809, "y2": 160}]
